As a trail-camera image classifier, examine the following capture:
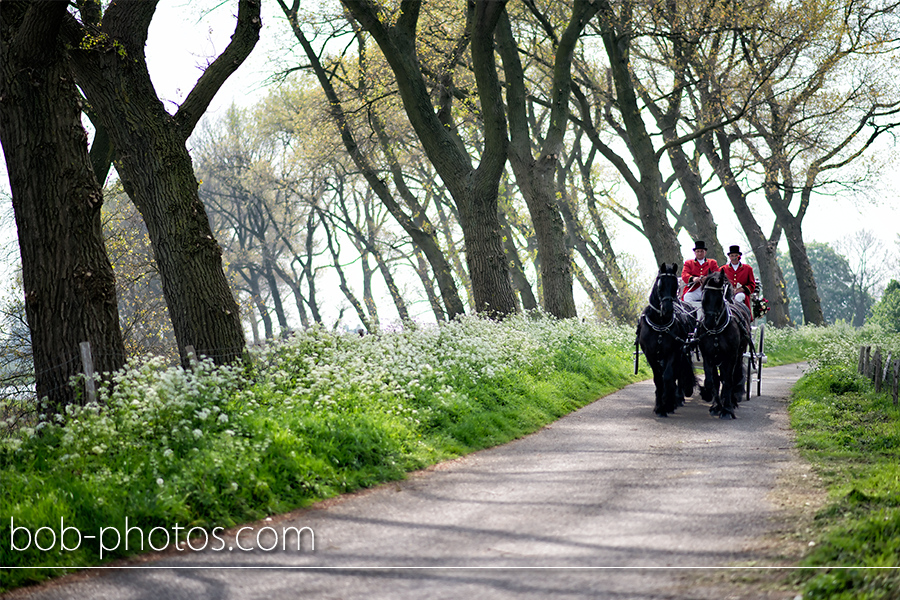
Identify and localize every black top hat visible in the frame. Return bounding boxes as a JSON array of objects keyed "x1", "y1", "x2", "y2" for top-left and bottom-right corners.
[
  {"x1": 693, "y1": 241, "x2": 707, "y2": 250},
  {"x1": 728, "y1": 245, "x2": 742, "y2": 256}
]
